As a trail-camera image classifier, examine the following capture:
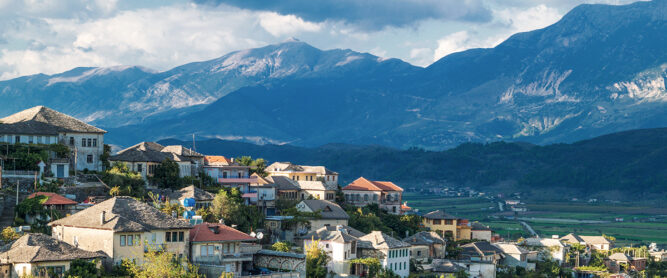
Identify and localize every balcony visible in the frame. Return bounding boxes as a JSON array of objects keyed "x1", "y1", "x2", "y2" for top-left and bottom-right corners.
[
  {"x1": 193, "y1": 253, "x2": 253, "y2": 265},
  {"x1": 218, "y1": 176, "x2": 258, "y2": 184}
]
